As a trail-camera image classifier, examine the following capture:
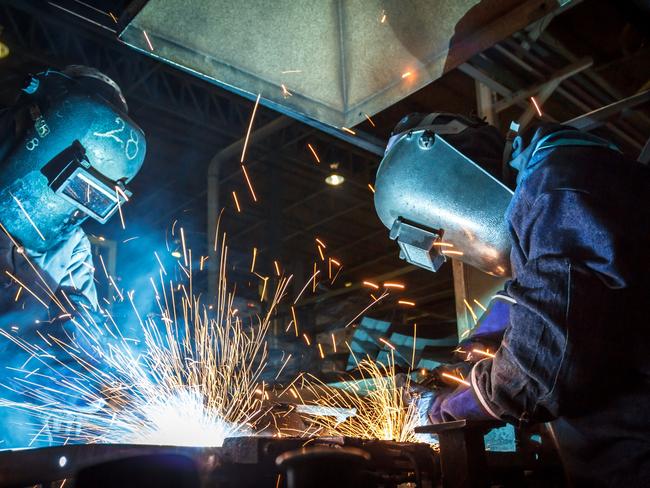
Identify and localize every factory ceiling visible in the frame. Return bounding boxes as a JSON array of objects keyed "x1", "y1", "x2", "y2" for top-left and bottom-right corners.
[{"x1": 0, "y1": 0, "x2": 649, "y2": 374}]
